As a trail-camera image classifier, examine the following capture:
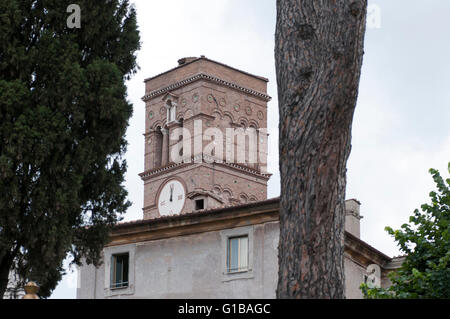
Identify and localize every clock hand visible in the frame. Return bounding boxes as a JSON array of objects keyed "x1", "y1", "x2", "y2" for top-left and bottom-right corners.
[{"x1": 170, "y1": 184, "x2": 173, "y2": 202}]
